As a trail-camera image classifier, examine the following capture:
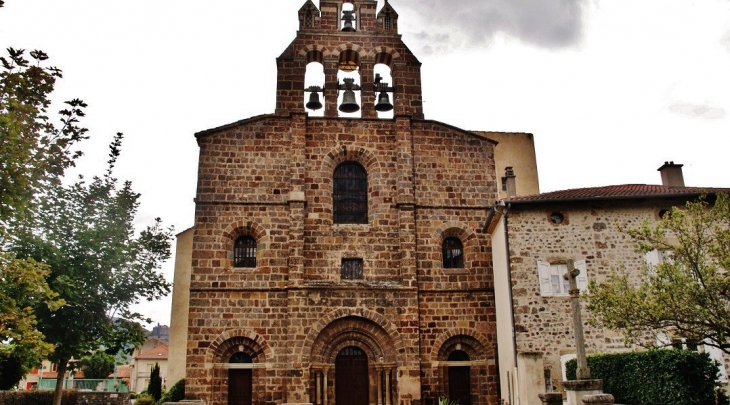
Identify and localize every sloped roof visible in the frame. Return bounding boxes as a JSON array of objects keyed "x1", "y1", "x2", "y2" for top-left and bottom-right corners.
[
  {"x1": 109, "y1": 365, "x2": 131, "y2": 379},
  {"x1": 134, "y1": 345, "x2": 169, "y2": 360},
  {"x1": 507, "y1": 184, "x2": 730, "y2": 204}
]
